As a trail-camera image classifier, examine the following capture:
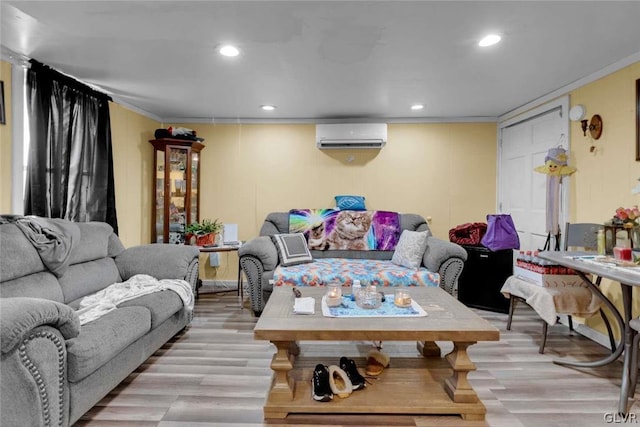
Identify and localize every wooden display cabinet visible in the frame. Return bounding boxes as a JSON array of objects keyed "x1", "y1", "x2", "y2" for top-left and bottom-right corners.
[{"x1": 150, "y1": 138, "x2": 204, "y2": 244}]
